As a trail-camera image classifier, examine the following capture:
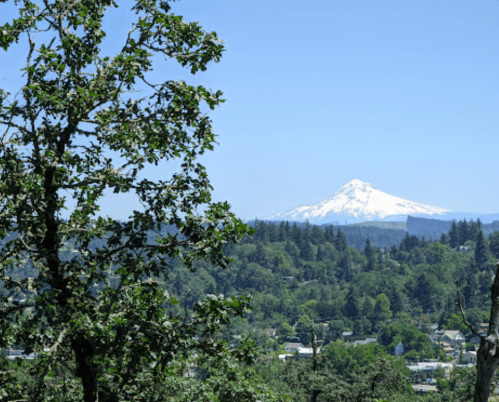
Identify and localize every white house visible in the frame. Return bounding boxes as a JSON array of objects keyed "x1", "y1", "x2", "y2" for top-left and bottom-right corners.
[
  {"x1": 407, "y1": 362, "x2": 453, "y2": 381},
  {"x1": 298, "y1": 347, "x2": 320, "y2": 359},
  {"x1": 283, "y1": 342, "x2": 303, "y2": 353},
  {"x1": 440, "y1": 330, "x2": 465, "y2": 347},
  {"x1": 462, "y1": 351, "x2": 477, "y2": 365},
  {"x1": 430, "y1": 330, "x2": 465, "y2": 348}
]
